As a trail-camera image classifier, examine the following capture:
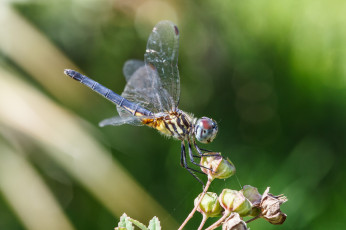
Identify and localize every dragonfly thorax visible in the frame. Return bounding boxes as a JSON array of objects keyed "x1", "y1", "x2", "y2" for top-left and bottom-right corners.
[{"x1": 142, "y1": 110, "x2": 195, "y2": 140}]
